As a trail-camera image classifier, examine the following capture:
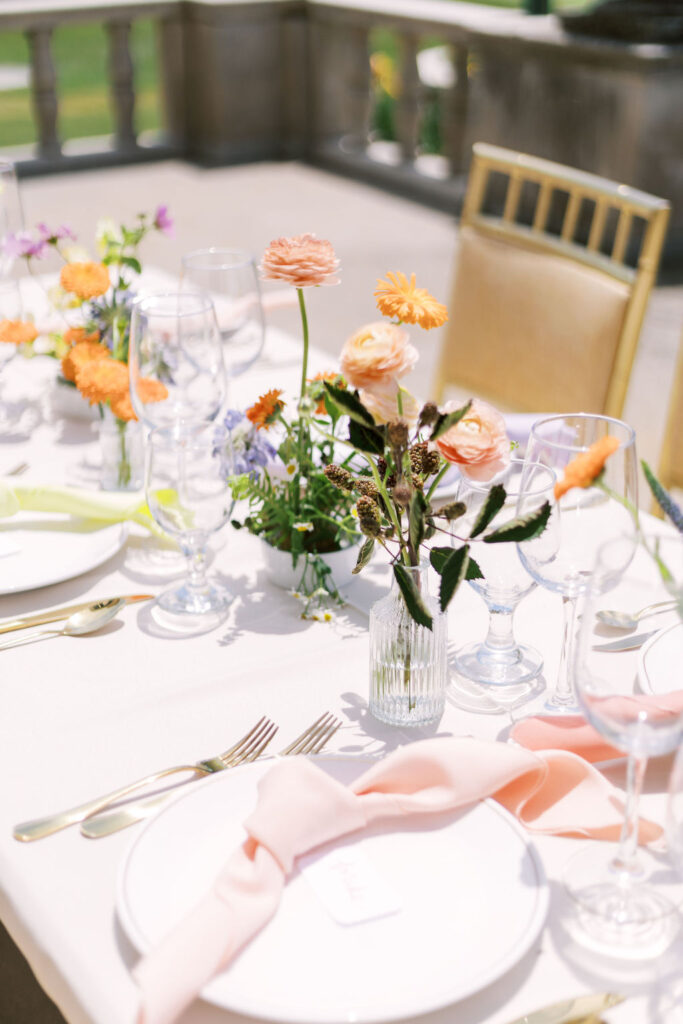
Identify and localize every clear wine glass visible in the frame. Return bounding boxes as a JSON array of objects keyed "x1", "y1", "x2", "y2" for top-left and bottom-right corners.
[
  {"x1": 129, "y1": 291, "x2": 227, "y2": 432},
  {"x1": 565, "y1": 534, "x2": 683, "y2": 957},
  {"x1": 180, "y1": 249, "x2": 265, "y2": 378},
  {"x1": 0, "y1": 160, "x2": 24, "y2": 278},
  {"x1": 518, "y1": 414, "x2": 638, "y2": 713},
  {"x1": 452, "y1": 459, "x2": 555, "y2": 687},
  {"x1": 146, "y1": 425, "x2": 235, "y2": 621}
]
